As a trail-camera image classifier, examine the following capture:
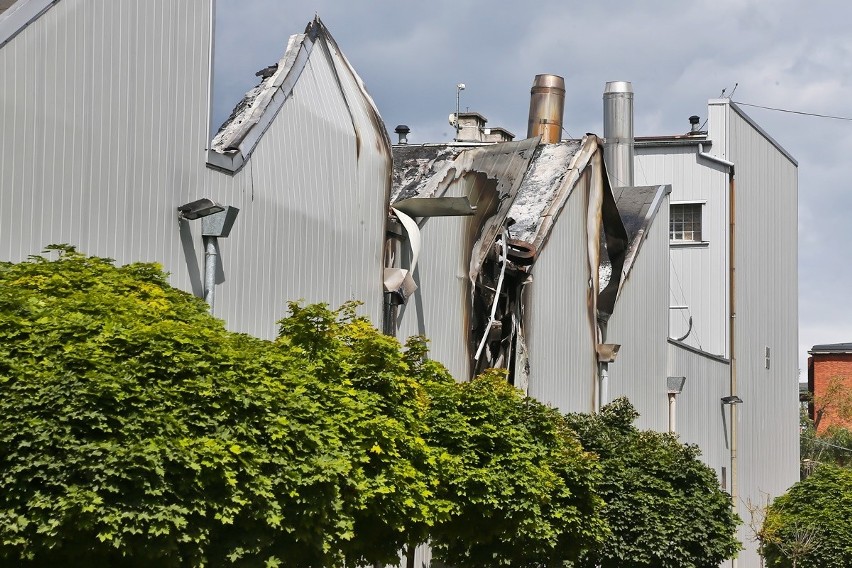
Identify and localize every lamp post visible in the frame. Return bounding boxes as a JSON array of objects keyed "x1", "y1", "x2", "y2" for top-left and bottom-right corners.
[{"x1": 177, "y1": 199, "x2": 239, "y2": 312}]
